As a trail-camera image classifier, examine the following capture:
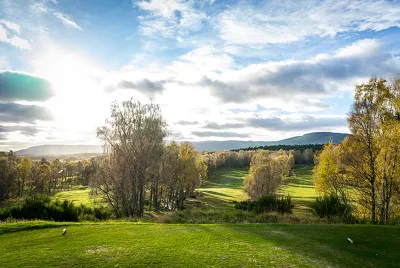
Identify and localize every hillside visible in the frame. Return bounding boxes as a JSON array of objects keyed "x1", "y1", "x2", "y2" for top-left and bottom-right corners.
[
  {"x1": 15, "y1": 132, "x2": 349, "y2": 155},
  {"x1": 15, "y1": 145, "x2": 103, "y2": 156},
  {"x1": 191, "y1": 132, "x2": 350, "y2": 151},
  {"x1": 272, "y1": 132, "x2": 350, "y2": 146}
]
